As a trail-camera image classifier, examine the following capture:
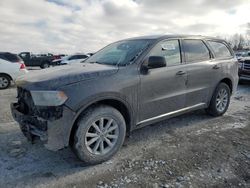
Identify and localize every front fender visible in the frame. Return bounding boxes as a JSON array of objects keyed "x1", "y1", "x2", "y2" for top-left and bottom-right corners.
[
  {"x1": 64, "y1": 93, "x2": 135, "y2": 148},
  {"x1": 74, "y1": 93, "x2": 133, "y2": 117}
]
